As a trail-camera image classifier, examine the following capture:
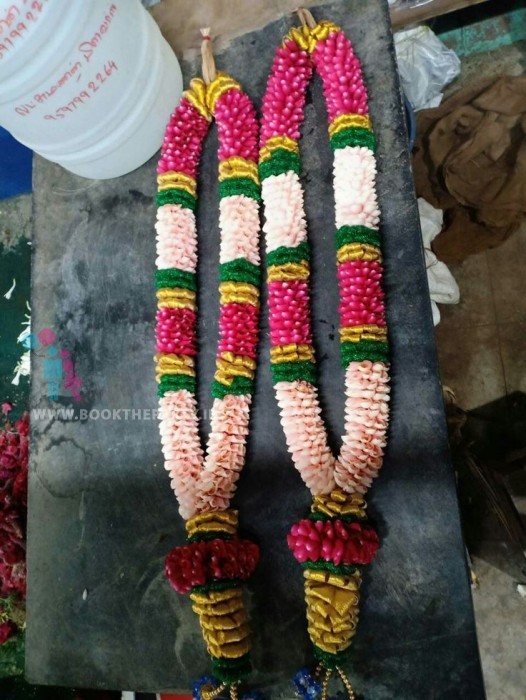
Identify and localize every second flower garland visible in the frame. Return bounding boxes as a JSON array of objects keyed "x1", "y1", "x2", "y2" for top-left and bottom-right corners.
[{"x1": 259, "y1": 11, "x2": 390, "y2": 698}]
